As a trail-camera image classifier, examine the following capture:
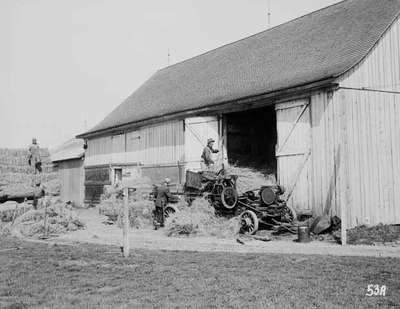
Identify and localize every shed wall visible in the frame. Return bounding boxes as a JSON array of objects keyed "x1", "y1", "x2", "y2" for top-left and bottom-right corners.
[{"x1": 58, "y1": 159, "x2": 84, "y2": 206}]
